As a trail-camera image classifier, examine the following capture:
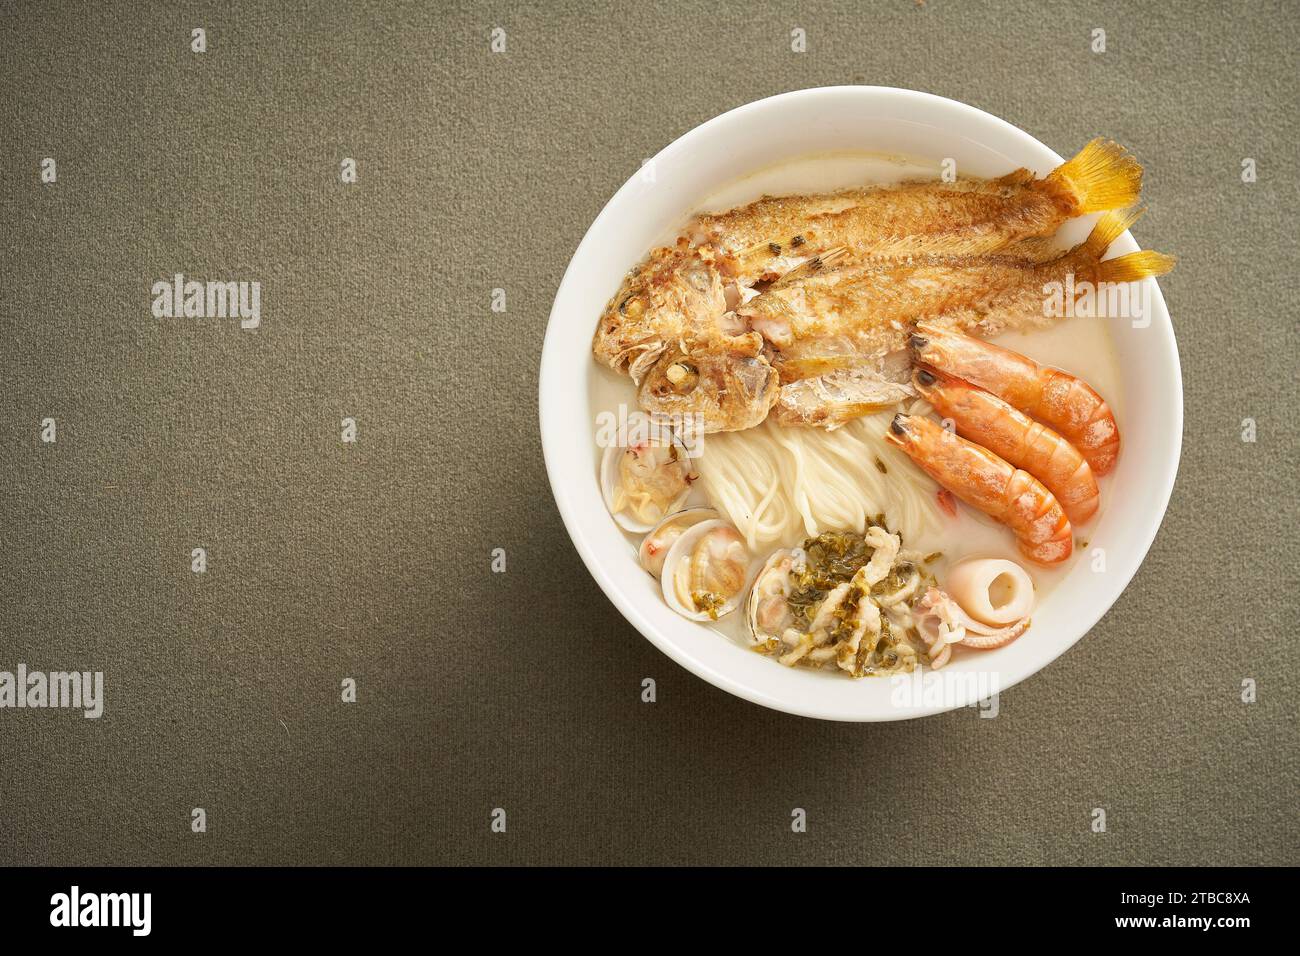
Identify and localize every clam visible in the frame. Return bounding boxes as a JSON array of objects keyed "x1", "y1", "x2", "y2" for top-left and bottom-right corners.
[
  {"x1": 661, "y1": 519, "x2": 750, "y2": 621},
  {"x1": 638, "y1": 508, "x2": 717, "y2": 578},
  {"x1": 746, "y1": 548, "x2": 803, "y2": 645},
  {"x1": 600, "y1": 432, "x2": 698, "y2": 533}
]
